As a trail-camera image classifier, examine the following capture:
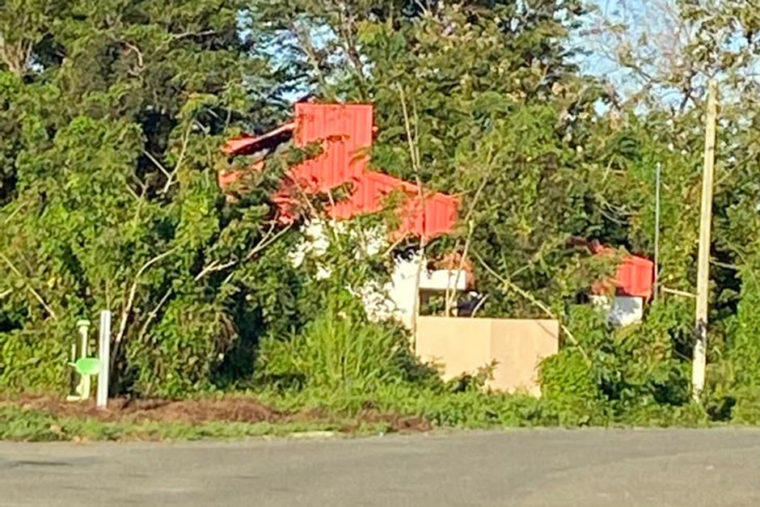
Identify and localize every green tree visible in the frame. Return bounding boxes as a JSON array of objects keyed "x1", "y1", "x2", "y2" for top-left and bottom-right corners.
[
  {"x1": 255, "y1": 0, "x2": 719, "y2": 416},
  {"x1": 0, "y1": 0, "x2": 296, "y2": 395},
  {"x1": 589, "y1": 0, "x2": 760, "y2": 410}
]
